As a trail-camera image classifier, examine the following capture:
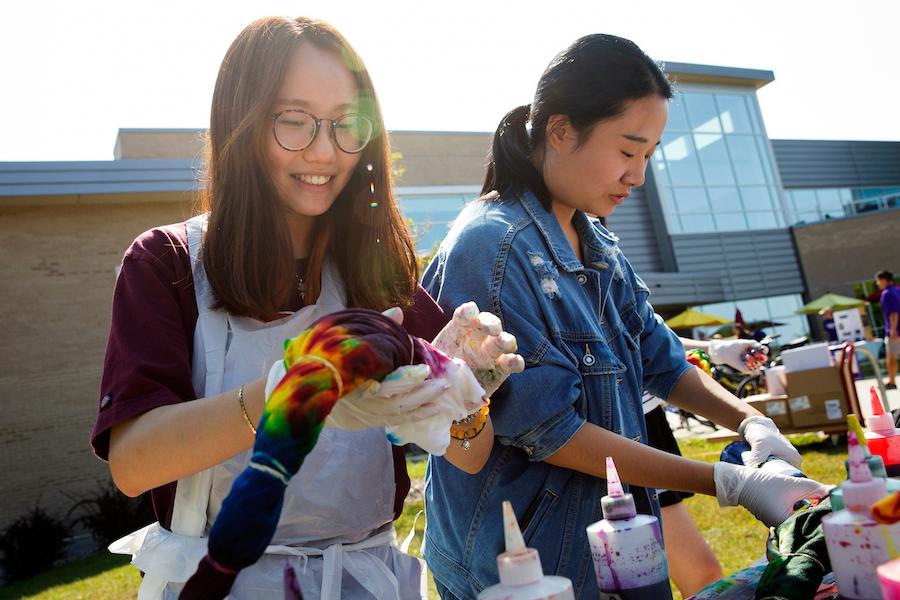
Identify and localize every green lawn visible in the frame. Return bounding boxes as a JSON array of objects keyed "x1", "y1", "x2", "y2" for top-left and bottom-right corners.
[
  {"x1": 0, "y1": 553, "x2": 139, "y2": 600},
  {"x1": 0, "y1": 434, "x2": 845, "y2": 599}
]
